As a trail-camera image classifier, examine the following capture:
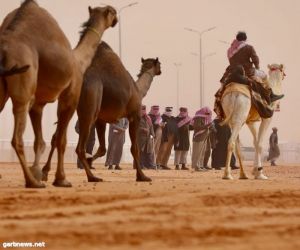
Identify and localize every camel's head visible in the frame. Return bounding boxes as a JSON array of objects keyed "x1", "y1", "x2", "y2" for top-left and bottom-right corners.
[
  {"x1": 88, "y1": 5, "x2": 118, "y2": 29},
  {"x1": 140, "y1": 57, "x2": 162, "y2": 77},
  {"x1": 268, "y1": 64, "x2": 286, "y2": 81},
  {"x1": 267, "y1": 64, "x2": 285, "y2": 108}
]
